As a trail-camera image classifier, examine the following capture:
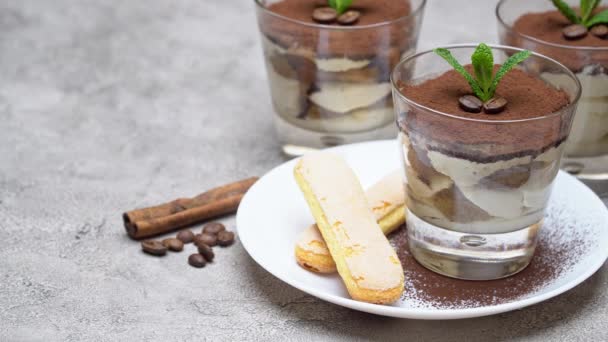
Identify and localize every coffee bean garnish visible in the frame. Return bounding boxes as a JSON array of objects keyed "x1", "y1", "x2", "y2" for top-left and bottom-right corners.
[
  {"x1": 176, "y1": 229, "x2": 194, "y2": 243},
  {"x1": 188, "y1": 254, "x2": 207, "y2": 268},
  {"x1": 196, "y1": 233, "x2": 218, "y2": 247},
  {"x1": 483, "y1": 97, "x2": 508, "y2": 114},
  {"x1": 591, "y1": 24, "x2": 608, "y2": 39},
  {"x1": 217, "y1": 231, "x2": 235, "y2": 247},
  {"x1": 162, "y1": 238, "x2": 184, "y2": 252},
  {"x1": 203, "y1": 222, "x2": 225, "y2": 235},
  {"x1": 197, "y1": 243, "x2": 215, "y2": 262},
  {"x1": 141, "y1": 240, "x2": 167, "y2": 256},
  {"x1": 312, "y1": 7, "x2": 337, "y2": 23},
  {"x1": 563, "y1": 24, "x2": 588, "y2": 40},
  {"x1": 459, "y1": 95, "x2": 483, "y2": 113},
  {"x1": 337, "y1": 10, "x2": 360, "y2": 25}
]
